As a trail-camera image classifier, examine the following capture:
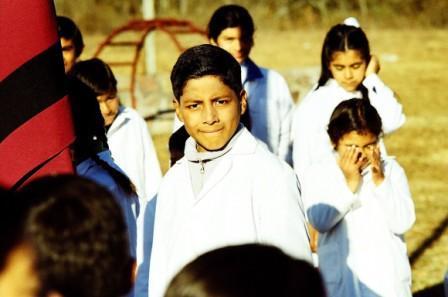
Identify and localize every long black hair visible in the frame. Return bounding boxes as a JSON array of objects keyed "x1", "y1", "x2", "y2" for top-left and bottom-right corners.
[
  {"x1": 66, "y1": 76, "x2": 135, "y2": 196},
  {"x1": 317, "y1": 24, "x2": 371, "y2": 101}
]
